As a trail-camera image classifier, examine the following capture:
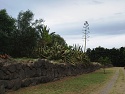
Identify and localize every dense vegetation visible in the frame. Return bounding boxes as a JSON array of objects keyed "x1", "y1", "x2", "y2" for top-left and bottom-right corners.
[
  {"x1": 0, "y1": 9, "x2": 89, "y2": 65},
  {"x1": 86, "y1": 46, "x2": 125, "y2": 67}
]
